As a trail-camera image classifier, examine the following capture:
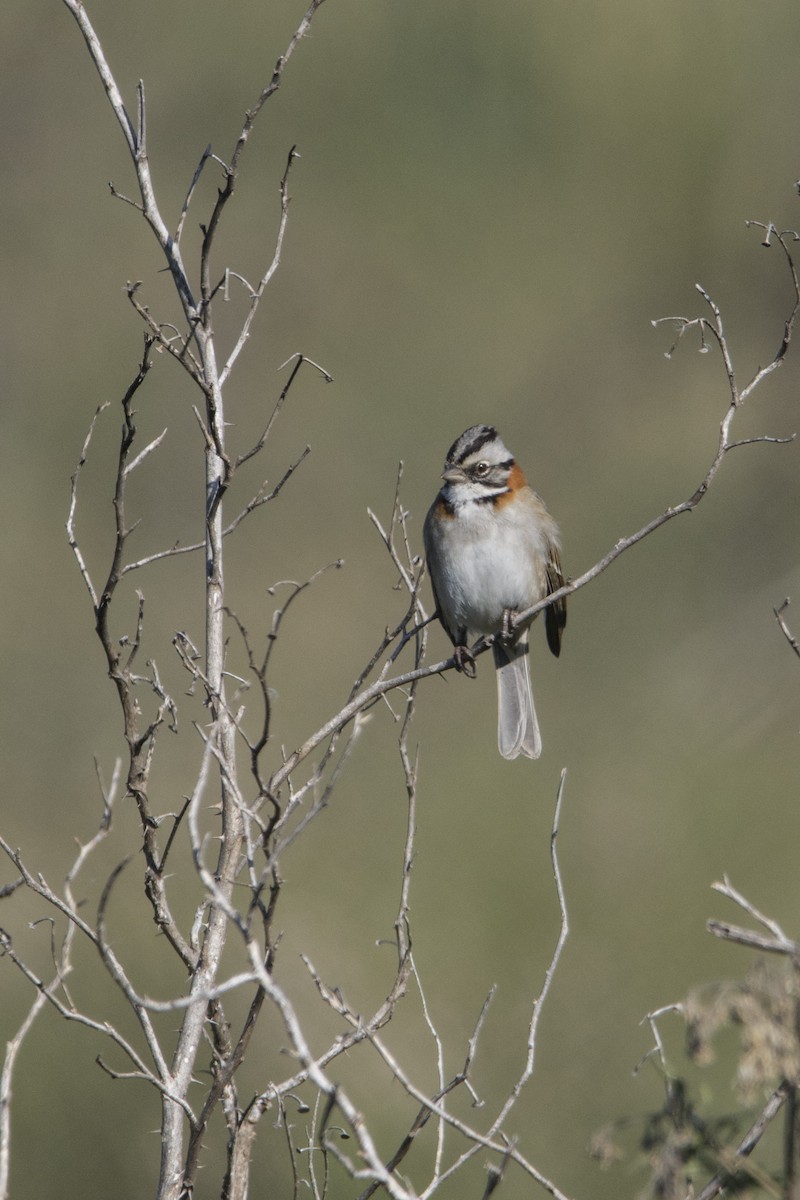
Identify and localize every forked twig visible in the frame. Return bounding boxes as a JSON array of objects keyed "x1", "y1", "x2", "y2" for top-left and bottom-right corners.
[{"x1": 708, "y1": 875, "x2": 798, "y2": 955}]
